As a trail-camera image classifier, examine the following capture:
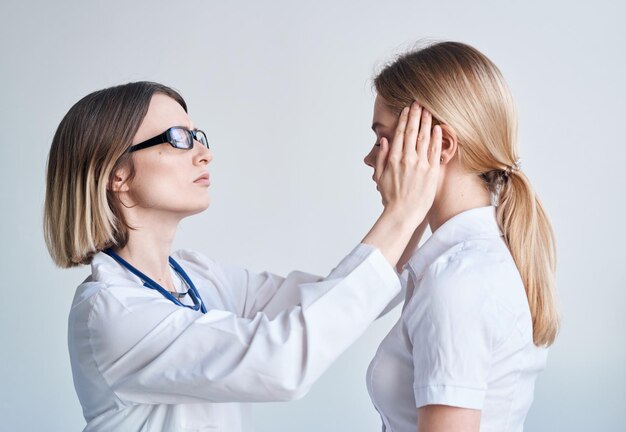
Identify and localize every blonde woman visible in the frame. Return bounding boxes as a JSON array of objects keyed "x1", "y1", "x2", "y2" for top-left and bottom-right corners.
[
  {"x1": 44, "y1": 82, "x2": 442, "y2": 431},
  {"x1": 364, "y1": 41, "x2": 559, "y2": 432}
]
